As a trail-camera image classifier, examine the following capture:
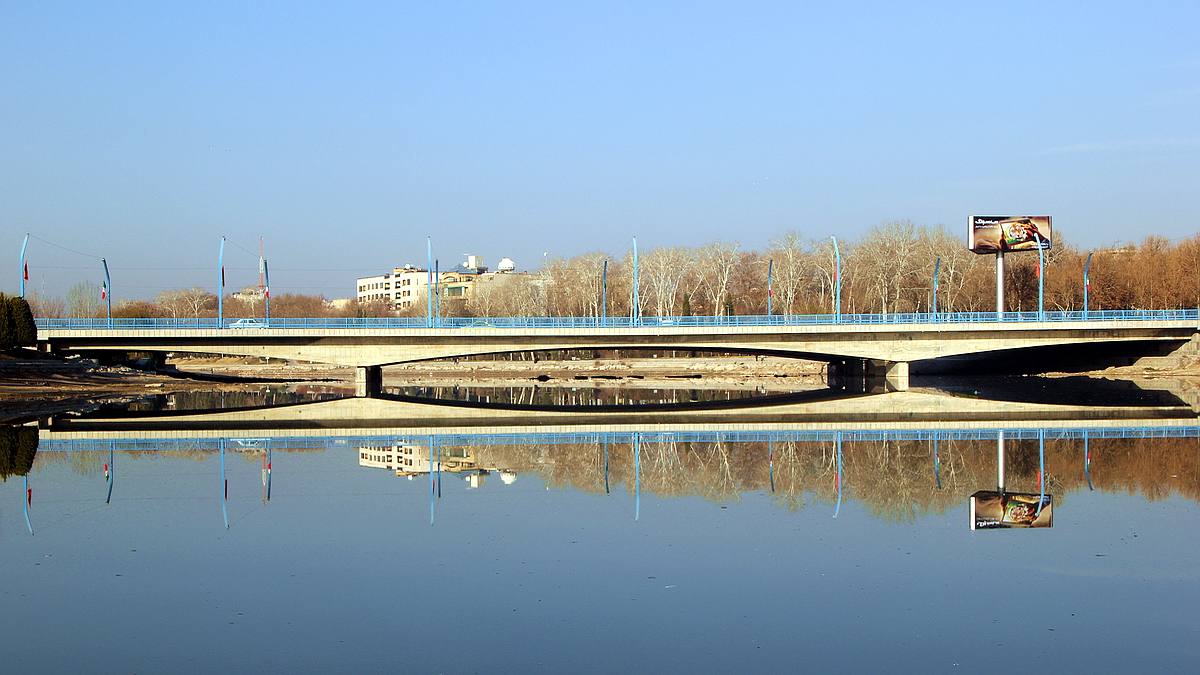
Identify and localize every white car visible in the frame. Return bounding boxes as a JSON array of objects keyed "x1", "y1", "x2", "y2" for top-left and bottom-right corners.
[{"x1": 230, "y1": 318, "x2": 267, "y2": 328}]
